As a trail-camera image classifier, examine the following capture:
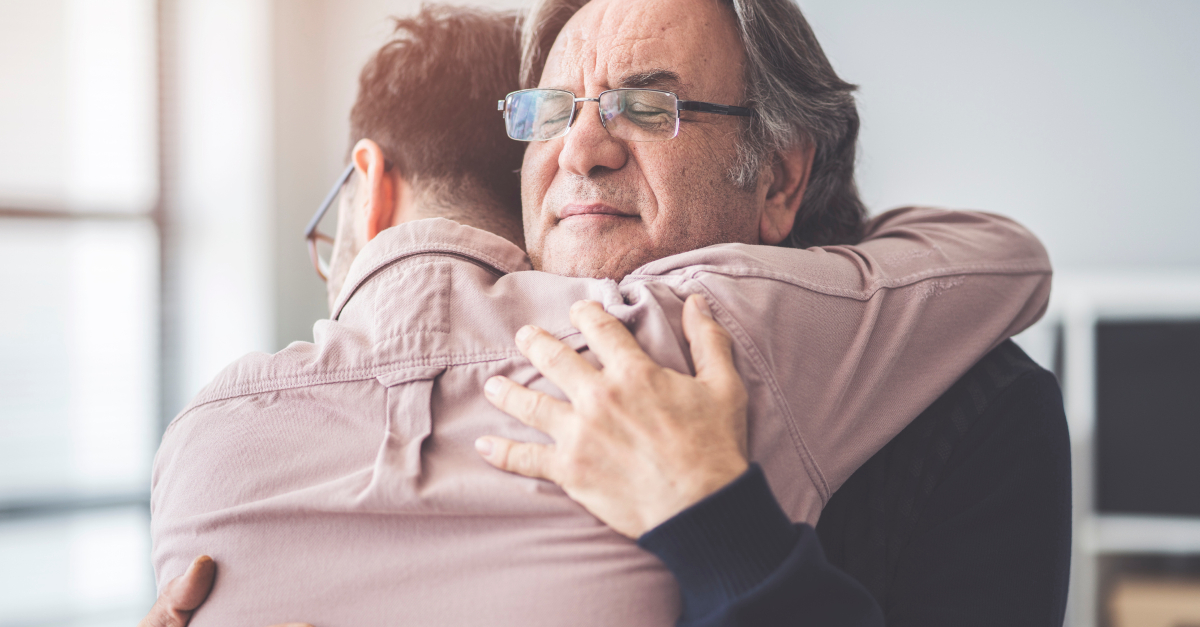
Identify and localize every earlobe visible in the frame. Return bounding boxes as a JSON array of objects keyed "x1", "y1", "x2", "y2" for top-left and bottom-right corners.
[
  {"x1": 758, "y1": 142, "x2": 815, "y2": 245},
  {"x1": 351, "y1": 138, "x2": 396, "y2": 241}
]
